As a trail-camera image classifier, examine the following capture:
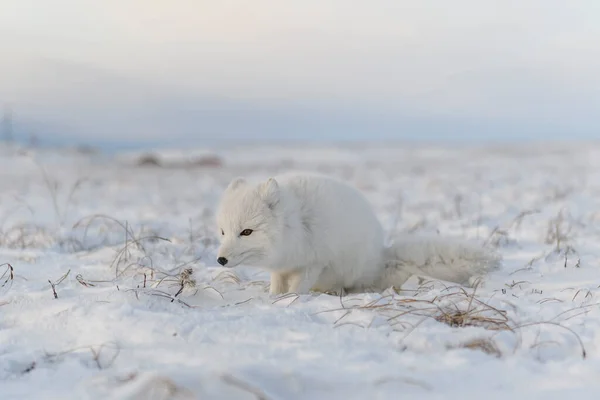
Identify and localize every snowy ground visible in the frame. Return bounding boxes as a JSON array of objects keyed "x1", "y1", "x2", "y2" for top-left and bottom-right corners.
[{"x1": 2, "y1": 142, "x2": 600, "y2": 399}]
